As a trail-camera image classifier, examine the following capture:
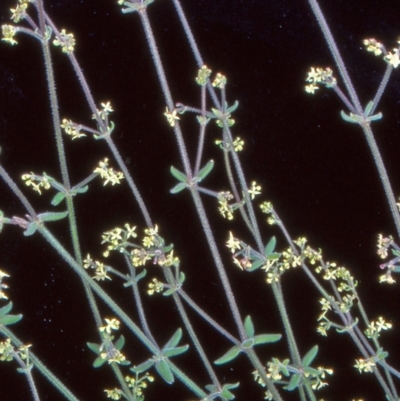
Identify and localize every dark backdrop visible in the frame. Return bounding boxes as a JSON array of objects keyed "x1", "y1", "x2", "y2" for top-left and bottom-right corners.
[{"x1": 1, "y1": 1, "x2": 400, "y2": 400}]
